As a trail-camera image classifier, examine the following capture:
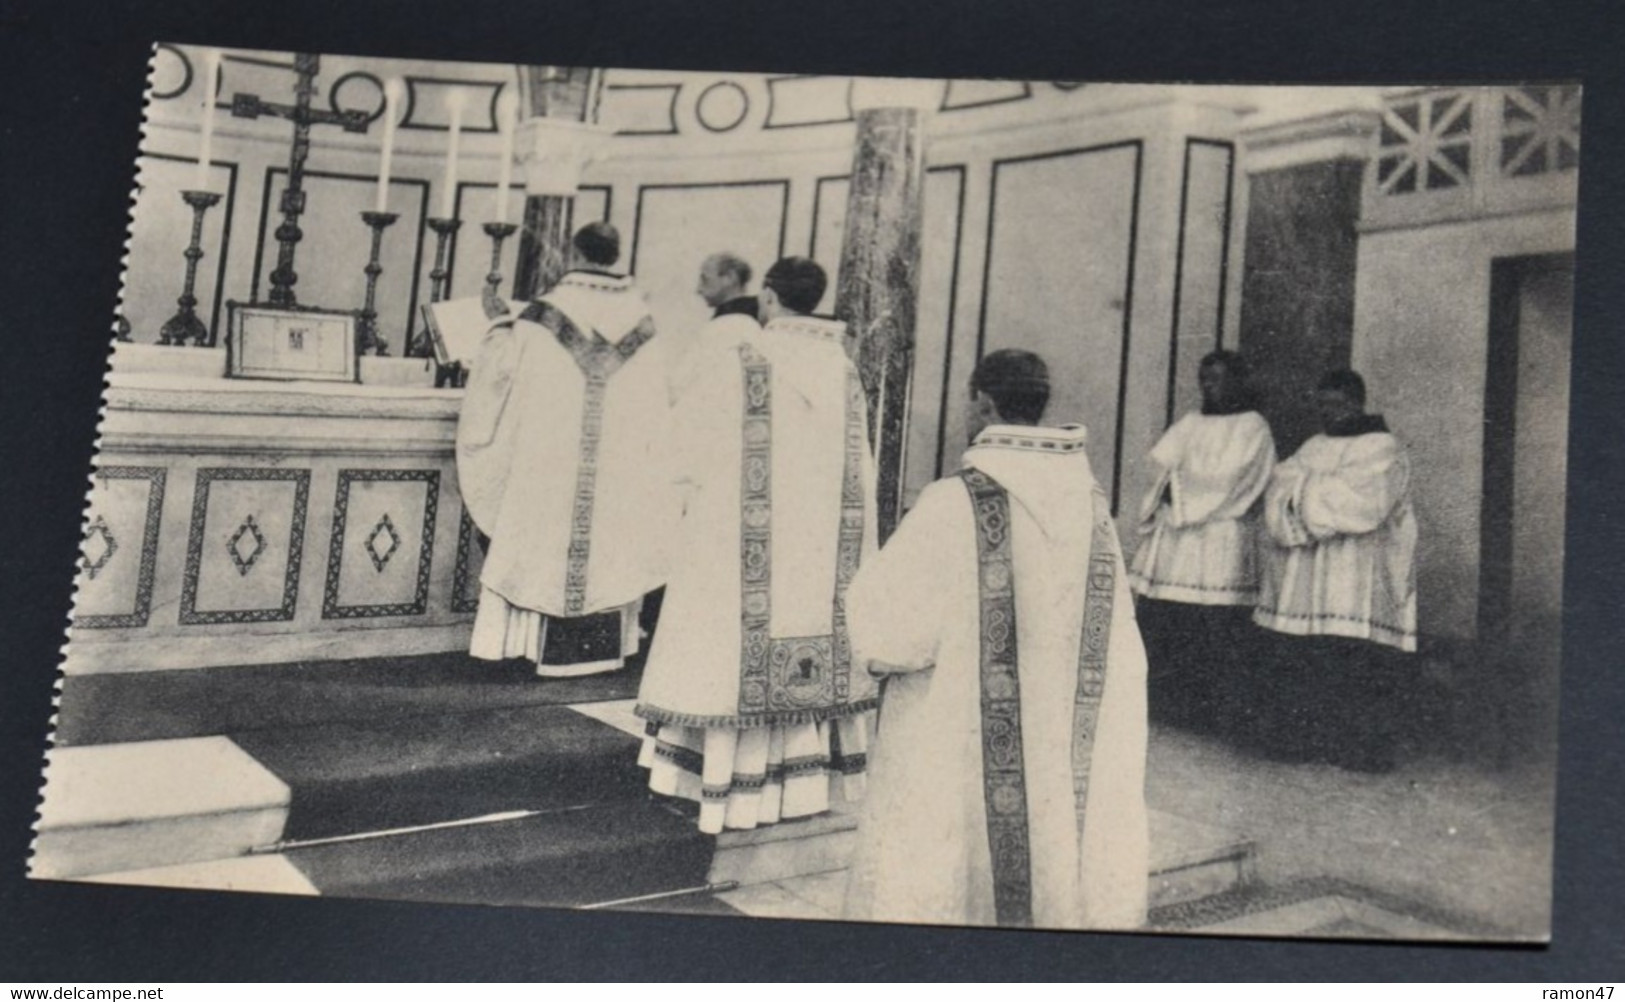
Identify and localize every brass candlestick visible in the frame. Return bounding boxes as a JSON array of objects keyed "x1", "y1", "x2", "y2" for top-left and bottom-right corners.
[
  {"x1": 158, "y1": 189, "x2": 222, "y2": 346},
  {"x1": 356, "y1": 210, "x2": 399, "y2": 355}
]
